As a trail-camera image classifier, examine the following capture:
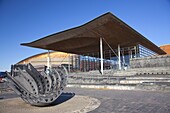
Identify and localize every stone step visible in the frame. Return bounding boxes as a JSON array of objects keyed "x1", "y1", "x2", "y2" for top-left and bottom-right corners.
[
  {"x1": 68, "y1": 76, "x2": 170, "y2": 85},
  {"x1": 141, "y1": 82, "x2": 170, "y2": 86},
  {"x1": 69, "y1": 67, "x2": 170, "y2": 76},
  {"x1": 126, "y1": 77, "x2": 170, "y2": 80},
  {"x1": 120, "y1": 79, "x2": 170, "y2": 84}
]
